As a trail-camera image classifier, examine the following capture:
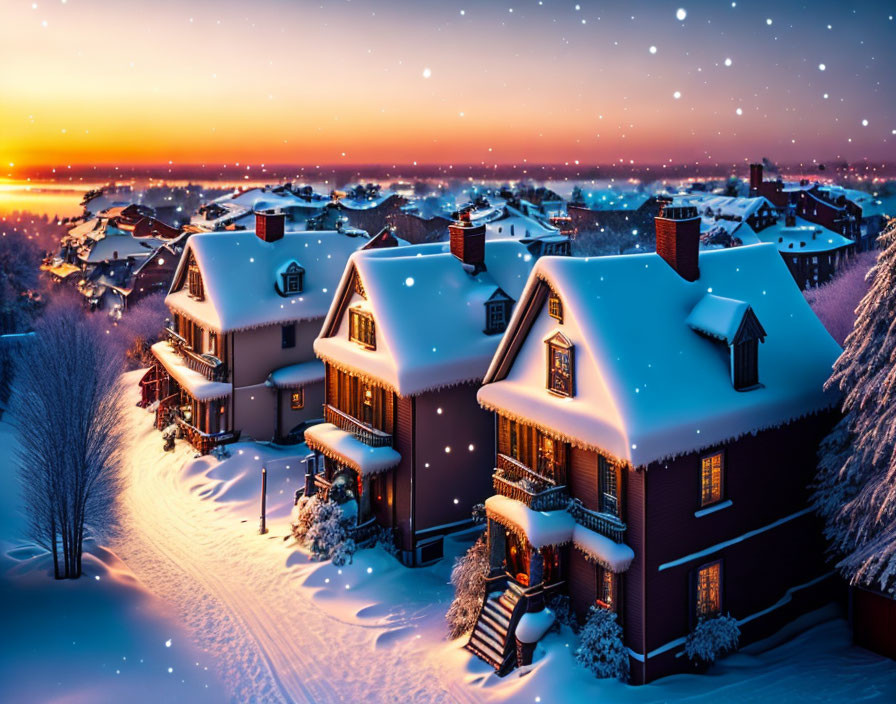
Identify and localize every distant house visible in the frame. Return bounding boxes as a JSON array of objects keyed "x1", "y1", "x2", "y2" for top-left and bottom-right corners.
[
  {"x1": 140, "y1": 212, "x2": 375, "y2": 453},
  {"x1": 567, "y1": 196, "x2": 661, "y2": 249},
  {"x1": 468, "y1": 201, "x2": 842, "y2": 682},
  {"x1": 305, "y1": 214, "x2": 545, "y2": 565}
]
